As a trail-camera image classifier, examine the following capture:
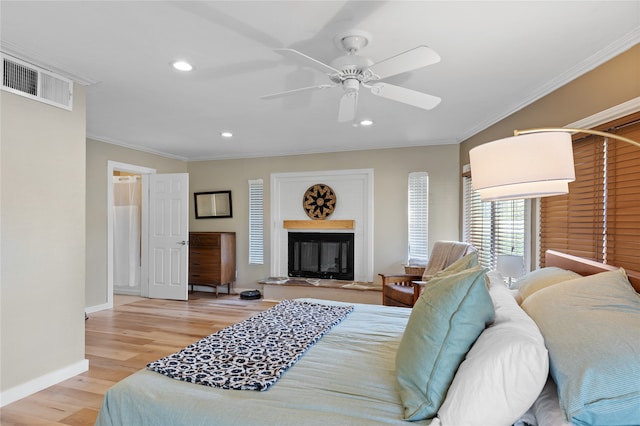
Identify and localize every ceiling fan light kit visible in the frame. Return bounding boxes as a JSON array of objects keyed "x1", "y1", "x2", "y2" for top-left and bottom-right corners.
[{"x1": 262, "y1": 30, "x2": 441, "y2": 124}]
